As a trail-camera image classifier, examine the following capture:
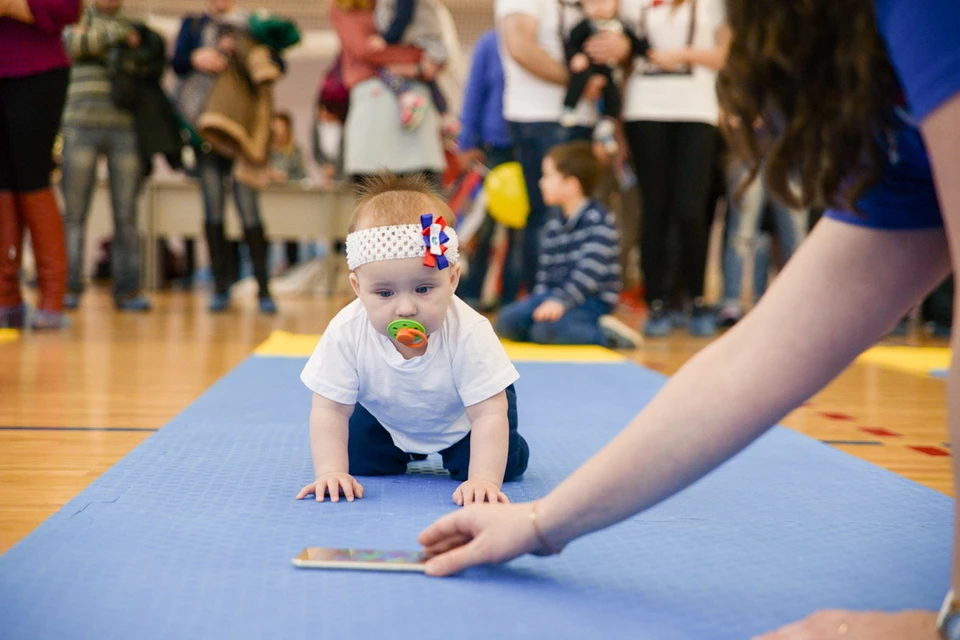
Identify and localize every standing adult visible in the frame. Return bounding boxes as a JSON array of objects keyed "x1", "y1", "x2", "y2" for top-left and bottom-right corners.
[{"x1": 0, "y1": 0, "x2": 81, "y2": 329}]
